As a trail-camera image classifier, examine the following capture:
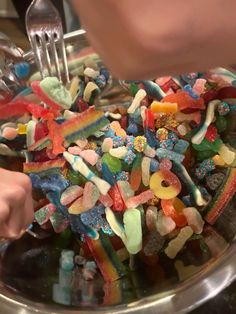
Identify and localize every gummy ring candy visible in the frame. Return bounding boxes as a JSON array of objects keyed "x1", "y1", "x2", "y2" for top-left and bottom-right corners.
[
  {"x1": 149, "y1": 169, "x2": 181, "y2": 200},
  {"x1": 161, "y1": 198, "x2": 187, "y2": 227}
]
